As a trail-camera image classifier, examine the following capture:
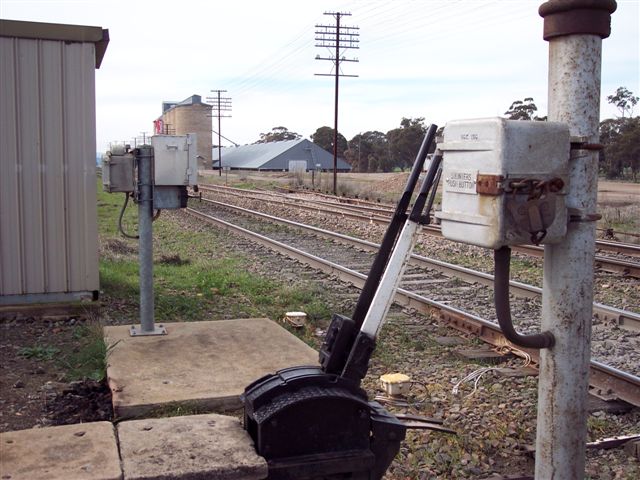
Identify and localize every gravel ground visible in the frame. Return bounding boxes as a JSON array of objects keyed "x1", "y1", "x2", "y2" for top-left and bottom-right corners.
[
  {"x1": 193, "y1": 190, "x2": 640, "y2": 377},
  {"x1": 179, "y1": 195, "x2": 640, "y2": 479}
]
